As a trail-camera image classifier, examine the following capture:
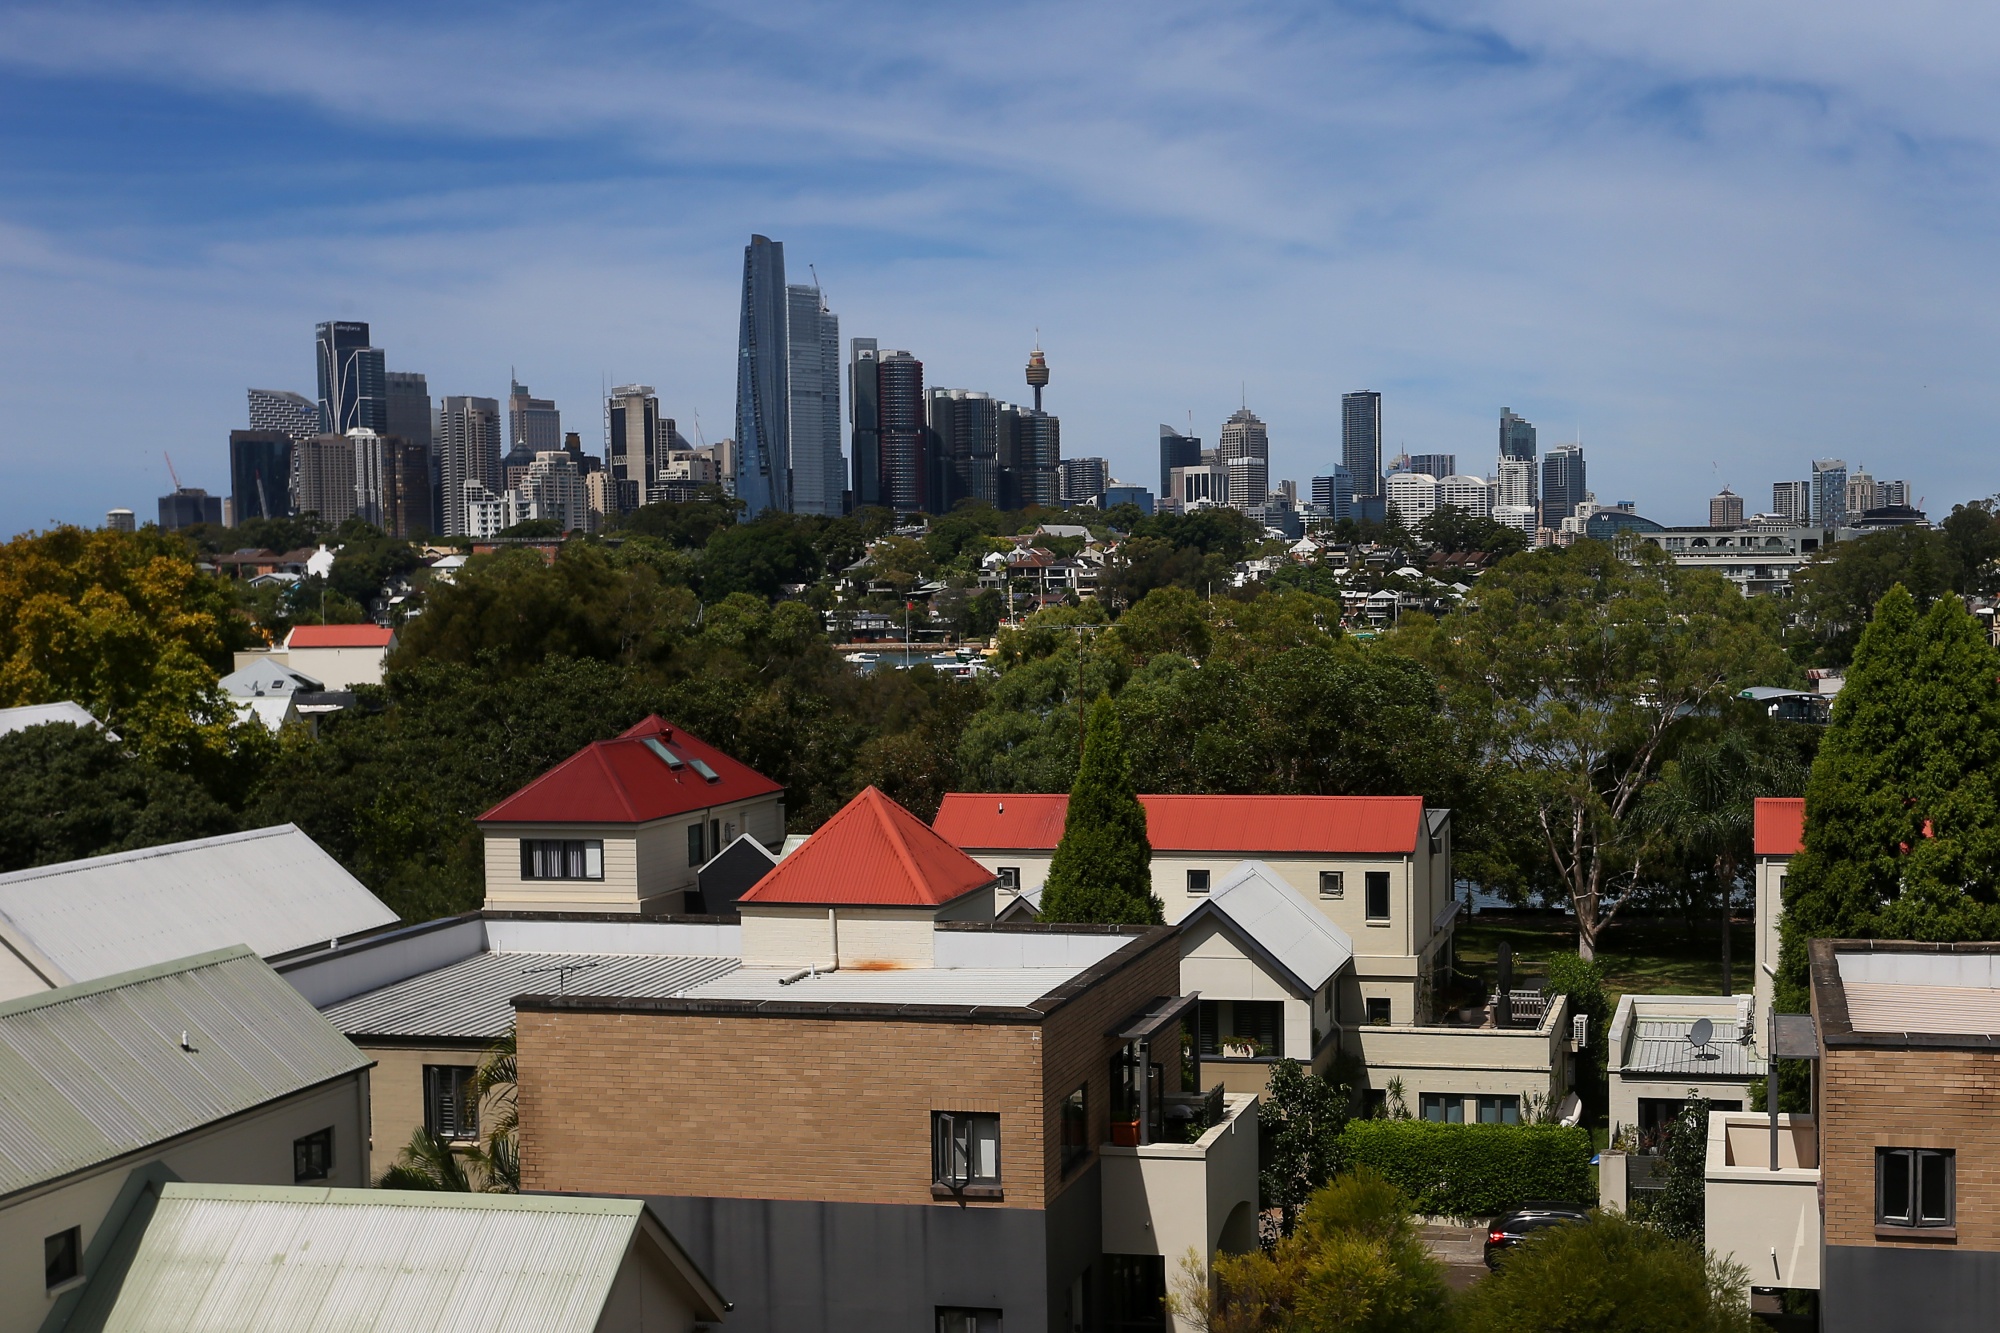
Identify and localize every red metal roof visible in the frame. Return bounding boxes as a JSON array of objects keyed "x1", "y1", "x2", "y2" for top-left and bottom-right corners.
[
  {"x1": 932, "y1": 793, "x2": 1425, "y2": 855},
  {"x1": 478, "y1": 716, "x2": 782, "y2": 825},
  {"x1": 286, "y1": 625, "x2": 396, "y2": 649},
  {"x1": 1754, "y1": 797, "x2": 1805, "y2": 857},
  {"x1": 739, "y1": 786, "x2": 996, "y2": 907}
]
